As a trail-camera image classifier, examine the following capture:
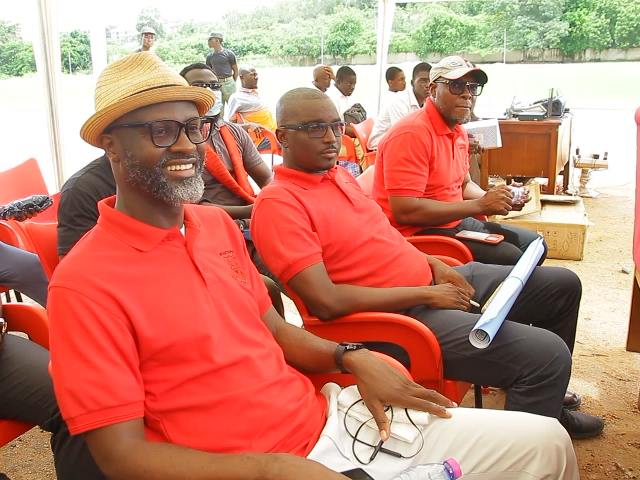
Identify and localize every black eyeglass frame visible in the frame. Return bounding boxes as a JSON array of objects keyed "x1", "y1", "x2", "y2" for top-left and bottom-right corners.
[
  {"x1": 191, "y1": 81, "x2": 222, "y2": 91},
  {"x1": 103, "y1": 116, "x2": 214, "y2": 148},
  {"x1": 434, "y1": 79, "x2": 484, "y2": 96},
  {"x1": 279, "y1": 121, "x2": 346, "y2": 139}
]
